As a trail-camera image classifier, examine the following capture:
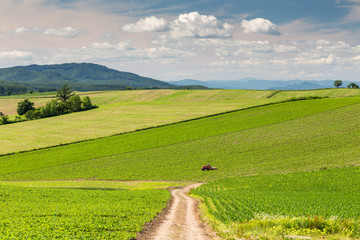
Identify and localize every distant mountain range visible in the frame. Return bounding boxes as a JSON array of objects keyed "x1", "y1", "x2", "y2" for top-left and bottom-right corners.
[
  {"x1": 1, "y1": 63, "x2": 358, "y2": 95},
  {"x1": 167, "y1": 79, "x2": 360, "y2": 90}
]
